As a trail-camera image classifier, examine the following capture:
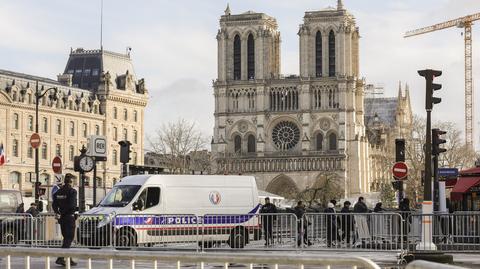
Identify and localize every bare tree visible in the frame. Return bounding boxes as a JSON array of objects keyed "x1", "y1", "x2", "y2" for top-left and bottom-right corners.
[
  {"x1": 147, "y1": 119, "x2": 208, "y2": 174},
  {"x1": 297, "y1": 173, "x2": 343, "y2": 208},
  {"x1": 405, "y1": 115, "x2": 477, "y2": 203}
]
